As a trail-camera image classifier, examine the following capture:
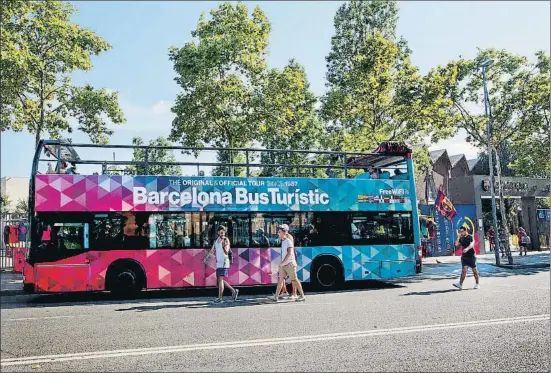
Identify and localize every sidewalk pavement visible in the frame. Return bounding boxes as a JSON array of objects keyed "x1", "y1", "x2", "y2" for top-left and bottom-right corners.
[
  {"x1": 423, "y1": 250, "x2": 550, "y2": 269},
  {"x1": 1, "y1": 251, "x2": 548, "y2": 298},
  {"x1": 0, "y1": 270, "x2": 24, "y2": 296}
]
